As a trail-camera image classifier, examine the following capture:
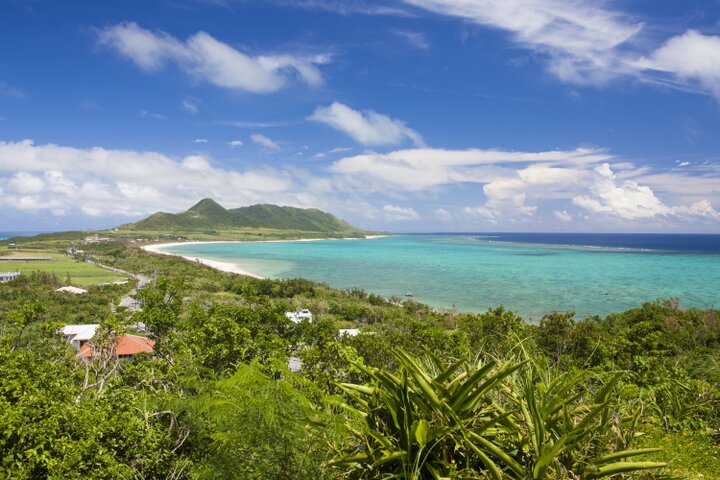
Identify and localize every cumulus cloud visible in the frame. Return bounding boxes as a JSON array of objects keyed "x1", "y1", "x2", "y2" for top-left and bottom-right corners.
[
  {"x1": 383, "y1": 204, "x2": 420, "y2": 221},
  {"x1": 193, "y1": 138, "x2": 208, "y2": 144},
  {"x1": 228, "y1": 140, "x2": 244, "y2": 148},
  {"x1": 330, "y1": 147, "x2": 609, "y2": 191},
  {"x1": 0, "y1": 139, "x2": 716, "y2": 229},
  {"x1": 0, "y1": 140, "x2": 295, "y2": 218},
  {"x1": 331, "y1": 146, "x2": 719, "y2": 223},
  {"x1": 98, "y1": 22, "x2": 329, "y2": 93},
  {"x1": 309, "y1": 102, "x2": 425, "y2": 147},
  {"x1": 250, "y1": 133, "x2": 280, "y2": 150},
  {"x1": 572, "y1": 163, "x2": 719, "y2": 220}
]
